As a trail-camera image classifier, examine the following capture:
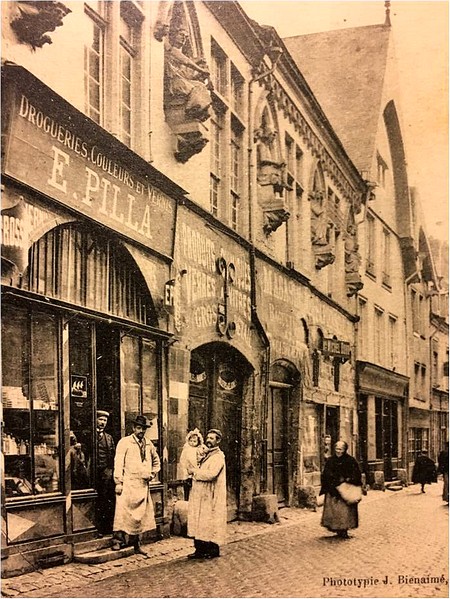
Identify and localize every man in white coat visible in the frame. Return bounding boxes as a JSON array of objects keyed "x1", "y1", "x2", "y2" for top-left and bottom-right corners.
[
  {"x1": 111, "y1": 415, "x2": 160, "y2": 555},
  {"x1": 187, "y1": 428, "x2": 226, "y2": 559}
]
